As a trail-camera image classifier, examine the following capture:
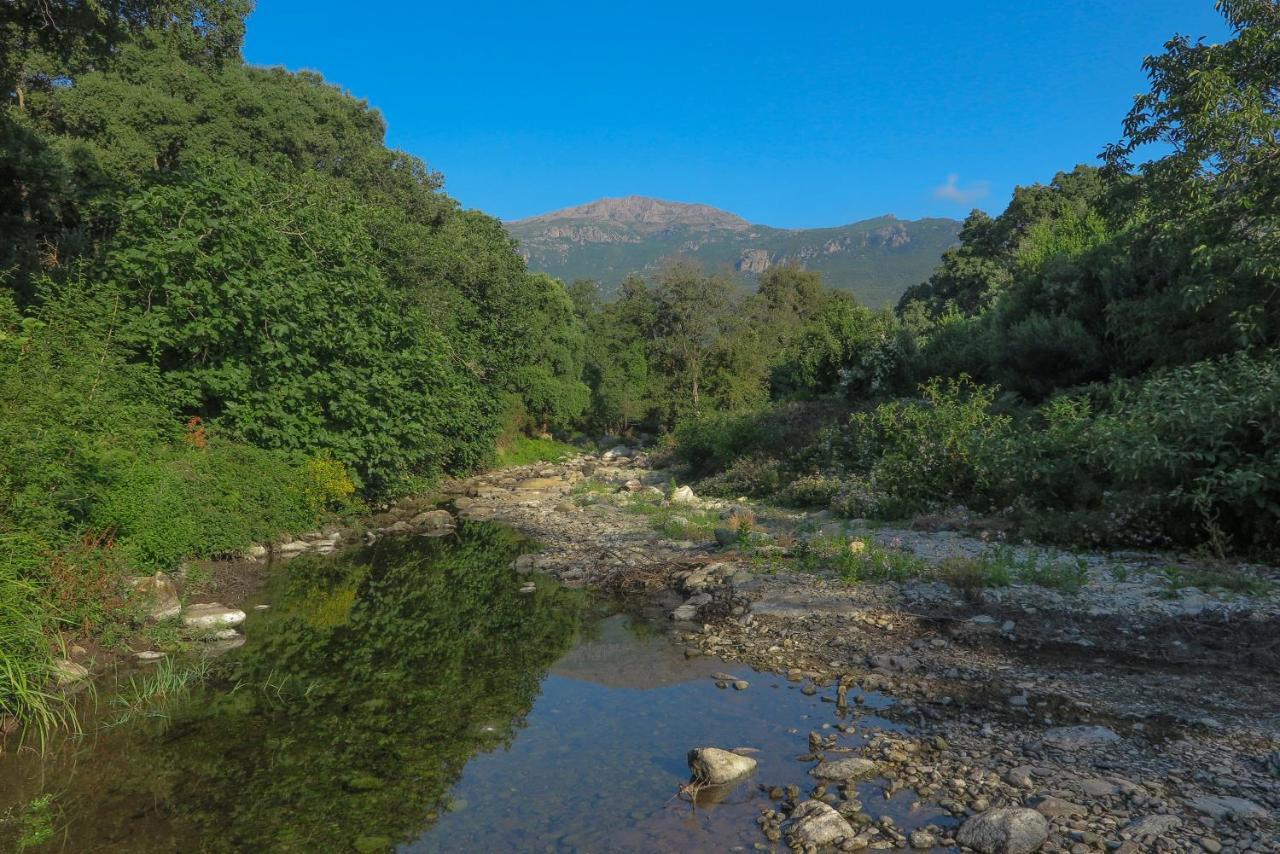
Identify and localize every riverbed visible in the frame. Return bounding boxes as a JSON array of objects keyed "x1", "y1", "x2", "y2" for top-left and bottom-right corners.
[{"x1": 0, "y1": 522, "x2": 951, "y2": 852}]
